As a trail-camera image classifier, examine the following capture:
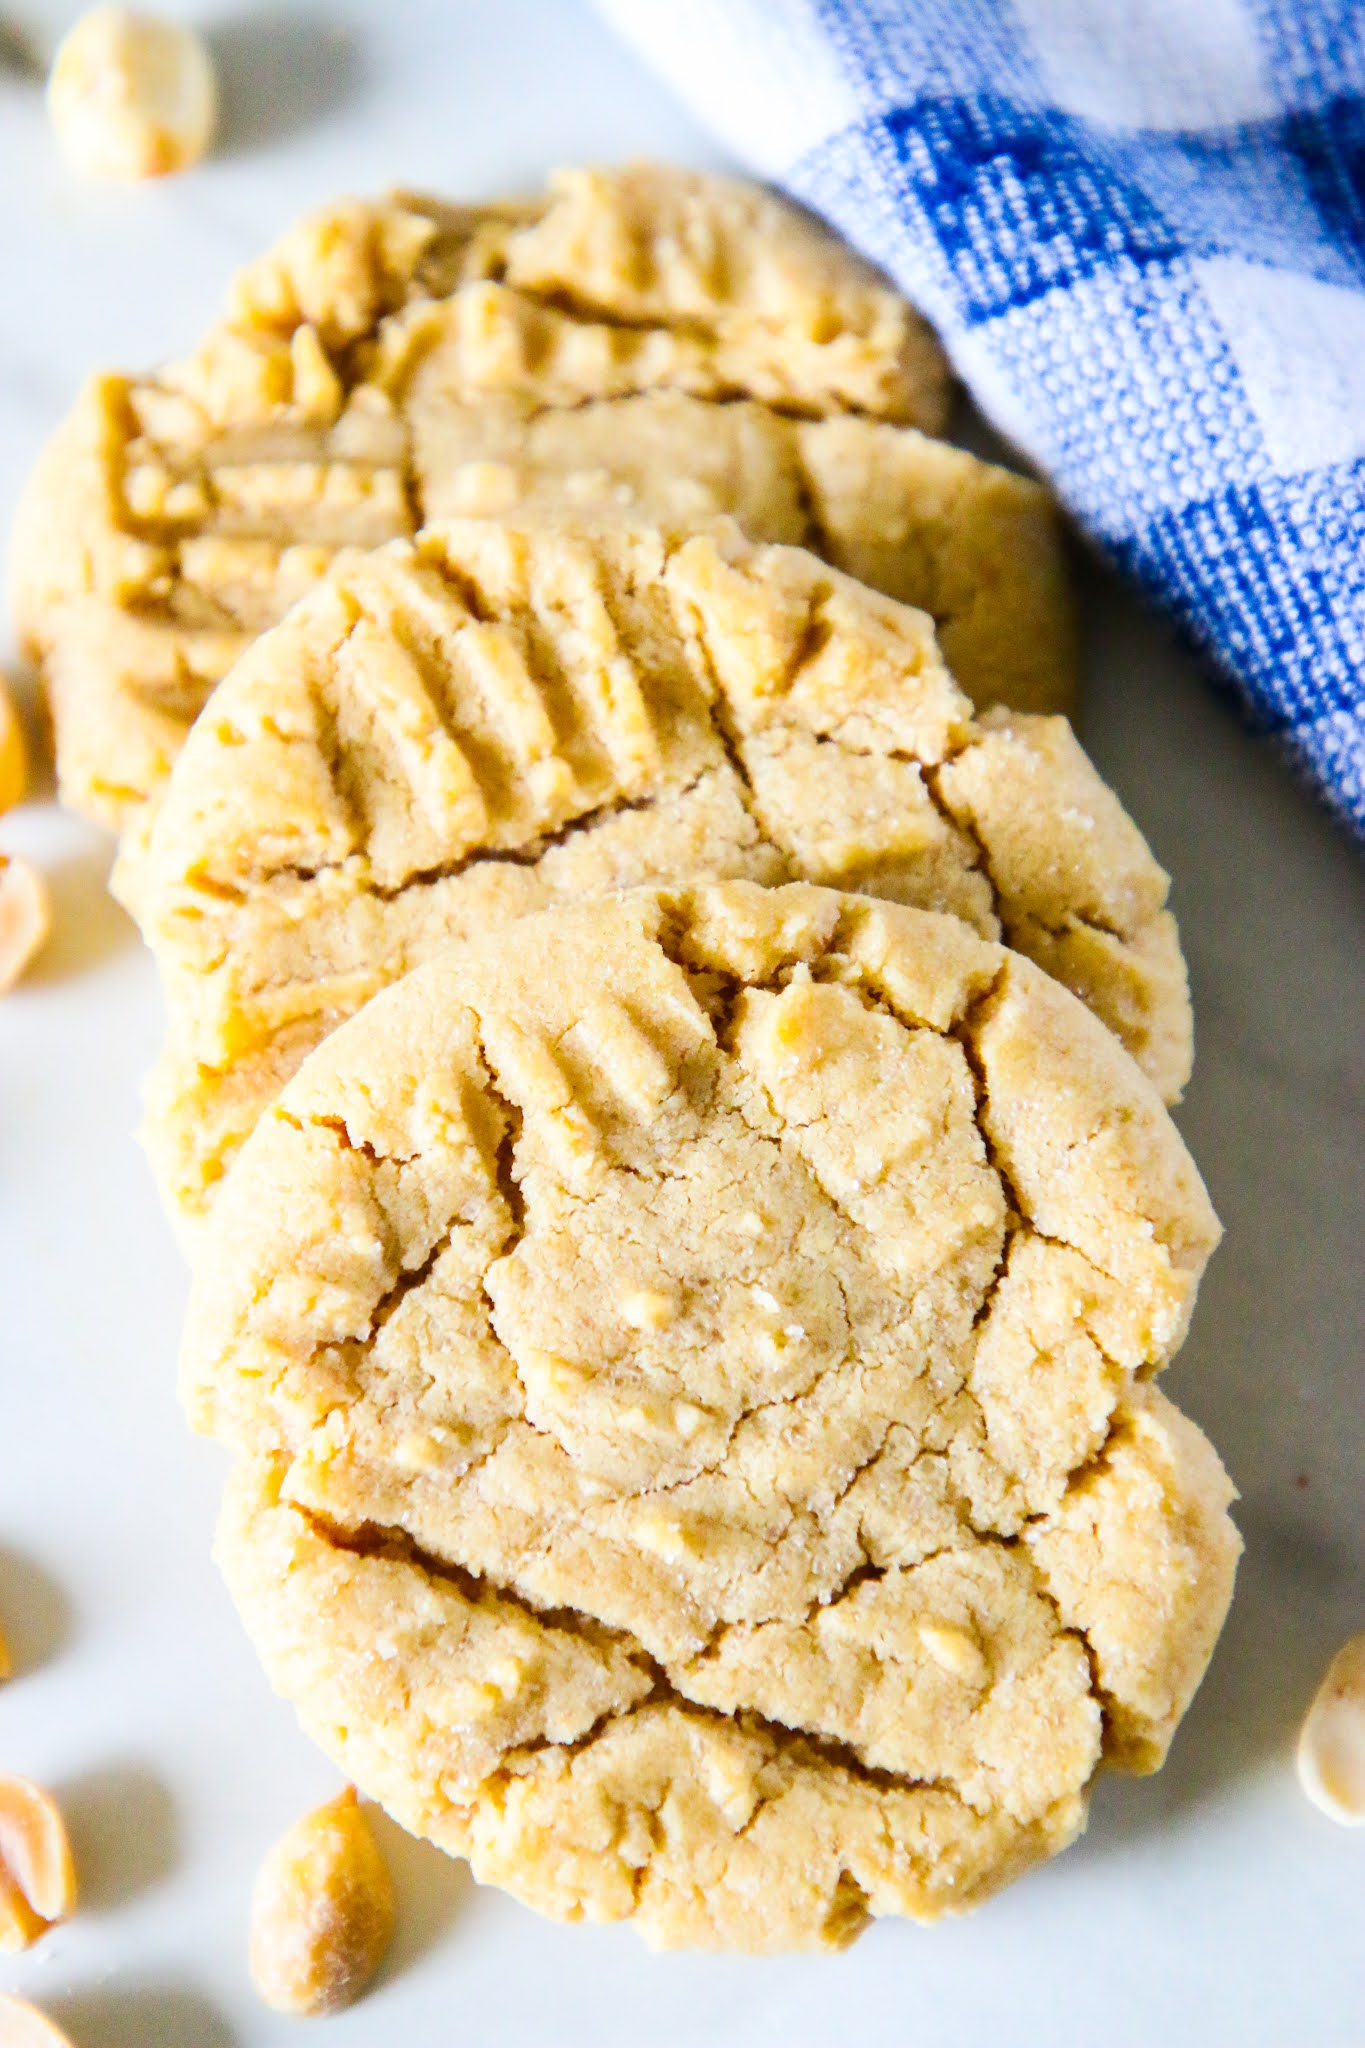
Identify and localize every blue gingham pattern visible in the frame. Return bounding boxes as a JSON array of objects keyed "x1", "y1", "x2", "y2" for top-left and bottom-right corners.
[{"x1": 598, "y1": 0, "x2": 1365, "y2": 835}]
